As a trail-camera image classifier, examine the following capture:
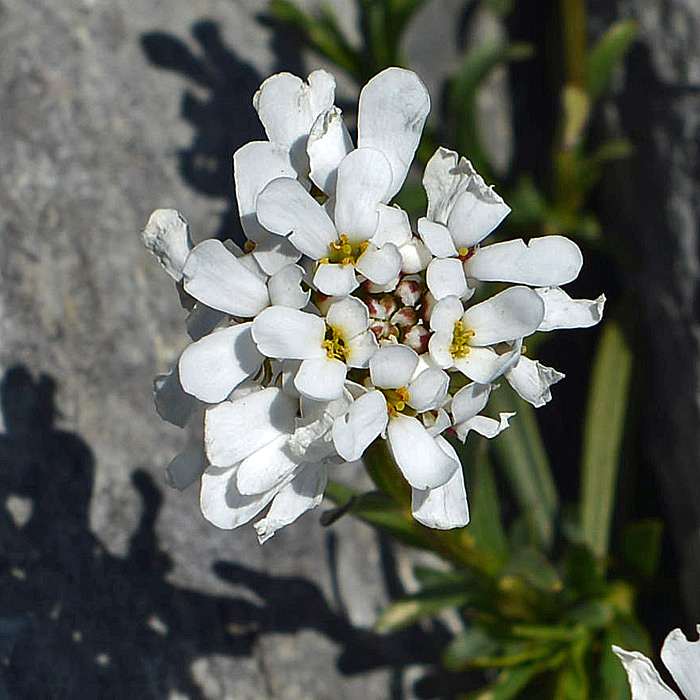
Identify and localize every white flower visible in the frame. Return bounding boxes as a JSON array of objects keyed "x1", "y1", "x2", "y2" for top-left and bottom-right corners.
[
  {"x1": 251, "y1": 296, "x2": 378, "y2": 401},
  {"x1": 141, "y1": 208, "x2": 193, "y2": 282},
  {"x1": 451, "y1": 382, "x2": 515, "y2": 441},
  {"x1": 420, "y1": 147, "x2": 584, "y2": 288},
  {"x1": 256, "y1": 68, "x2": 430, "y2": 297},
  {"x1": 613, "y1": 626, "x2": 700, "y2": 699},
  {"x1": 232, "y1": 70, "x2": 338, "y2": 276},
  {"x1": 428, "y1": 289, "x2": 543, "y2": 384}
]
